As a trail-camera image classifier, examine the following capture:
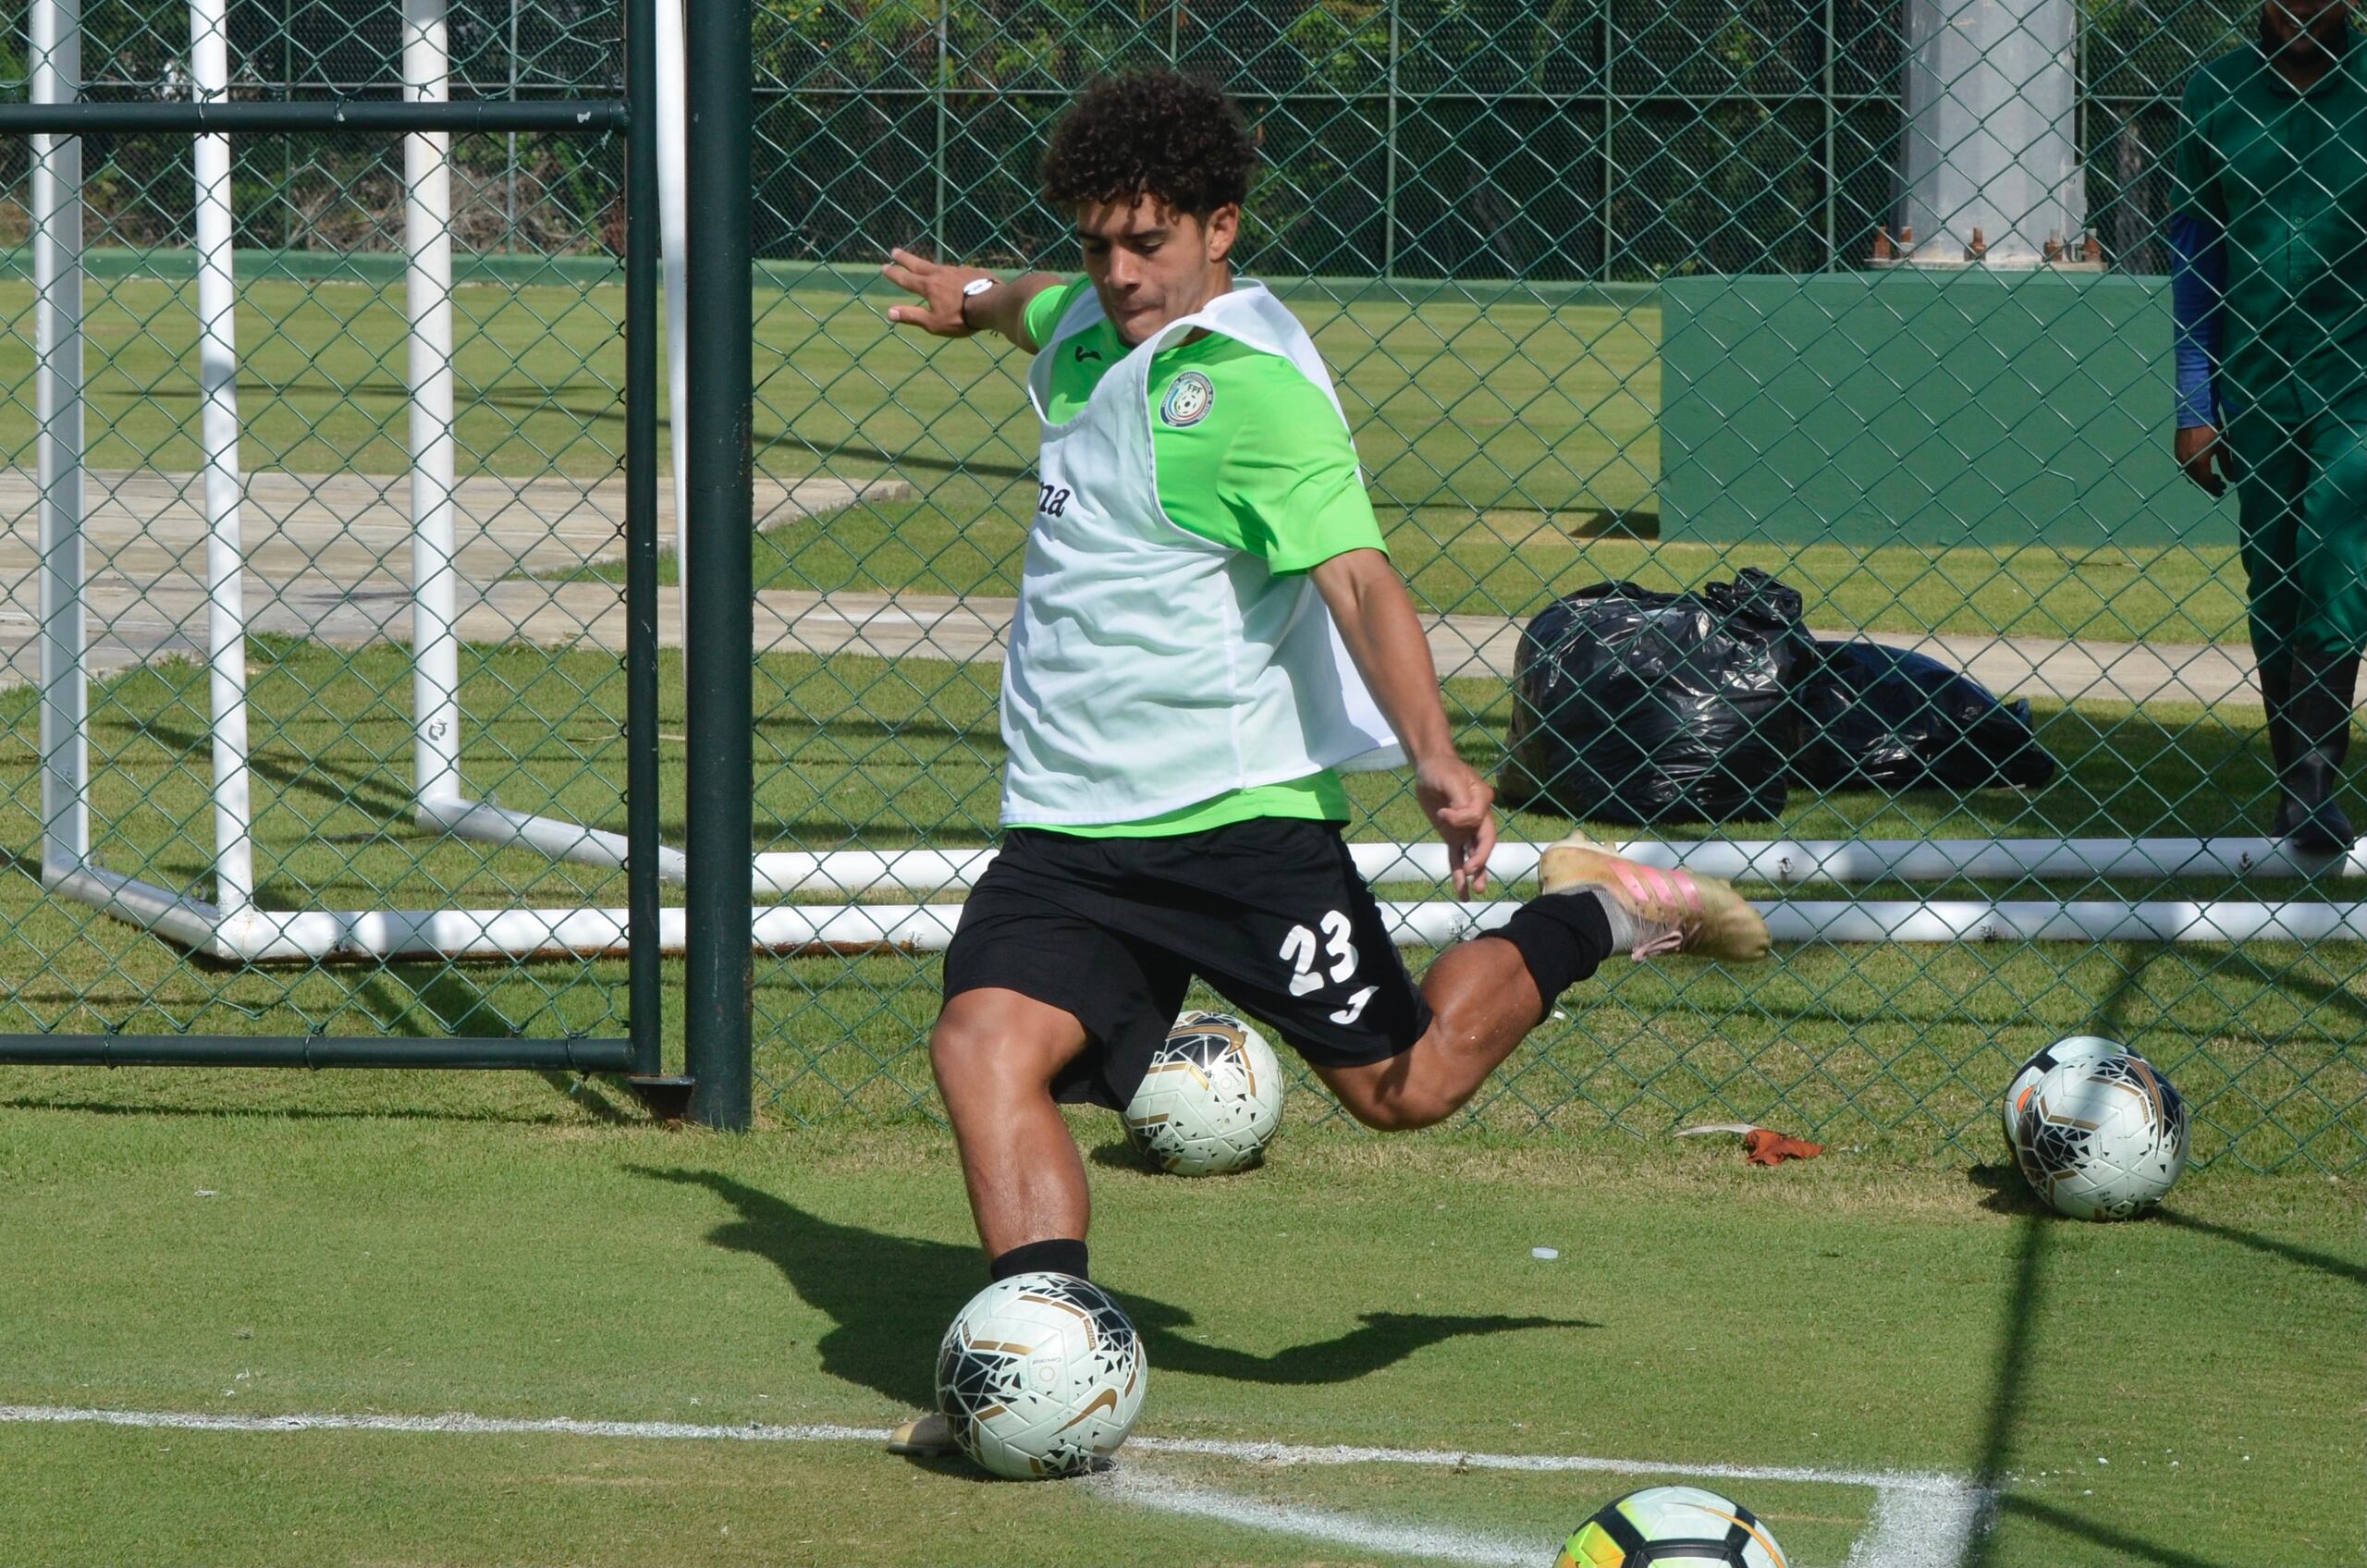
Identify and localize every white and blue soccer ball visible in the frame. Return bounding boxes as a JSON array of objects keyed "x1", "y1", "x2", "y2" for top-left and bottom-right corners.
[
  {"x1": 935, "y1": 1271, "x2": 1147, "y2": 1478},
  {"x1": 1123, "y1": 1010, "x2": 1284, "y2": 1176},
  {"x1": 2008, "y1": 1039, "x2": 2190, "y2": 1220},
  {"x1": 1558, "y1": 1484, "x2": 1792, "y2": 1567},
  {"x1": 2000, "y1": 1035, "x2": 2124, "y2": 1152}
]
